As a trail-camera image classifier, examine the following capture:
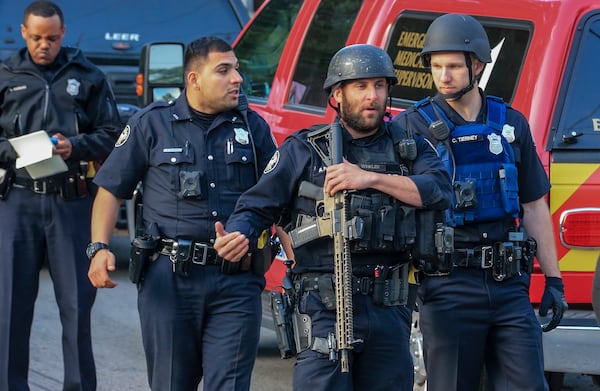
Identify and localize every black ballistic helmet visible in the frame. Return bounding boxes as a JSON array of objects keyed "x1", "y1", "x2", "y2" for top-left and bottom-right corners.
[
  {"x1": 421, "y1": 13, "x2": 492, "y2": 67},
  {"x1": 323, "y1": 44, "x2": 397, "y2": 93}
]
